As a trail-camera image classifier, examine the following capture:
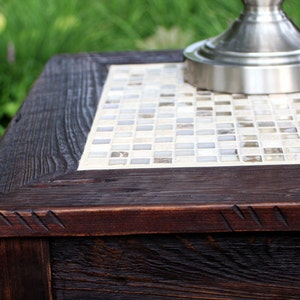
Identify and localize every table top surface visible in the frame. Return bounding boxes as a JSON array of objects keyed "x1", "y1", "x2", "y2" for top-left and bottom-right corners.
[{"x1": 0, "y1": 50, "x2": 300, "y2": 238}]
